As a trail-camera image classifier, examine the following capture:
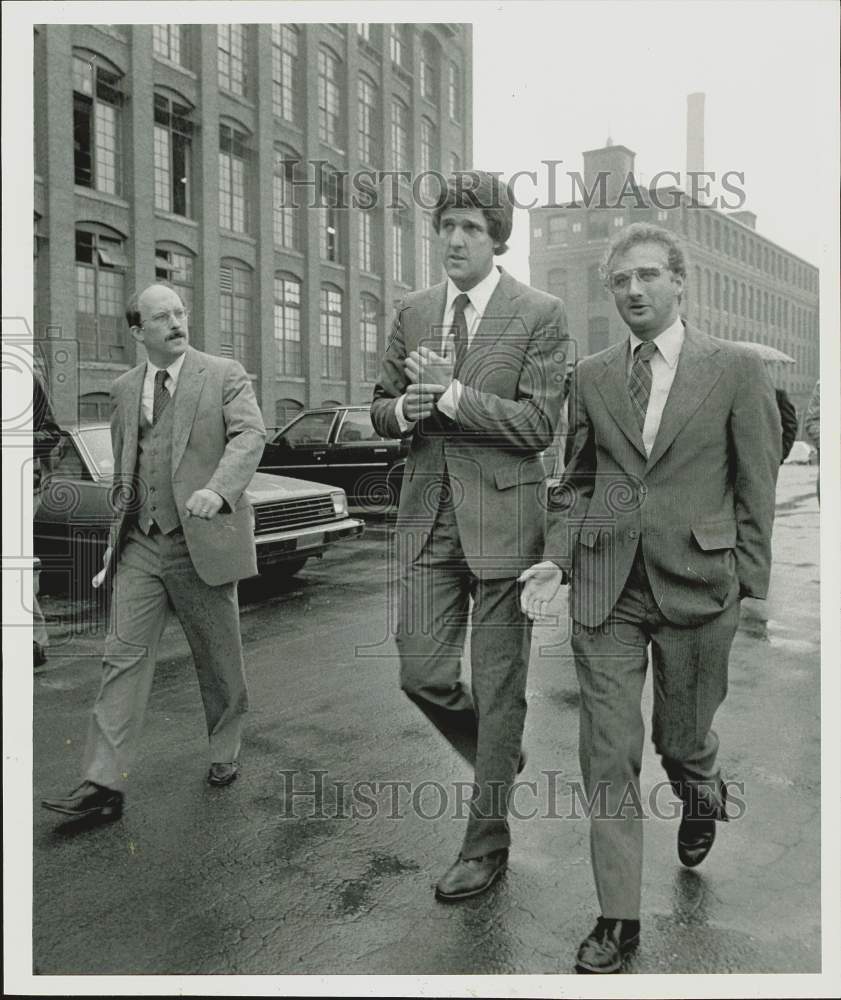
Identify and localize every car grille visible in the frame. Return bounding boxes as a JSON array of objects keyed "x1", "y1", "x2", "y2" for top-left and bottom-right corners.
[{"x1": 253, "y1": 496, "x2": 336, "y2": 534}]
